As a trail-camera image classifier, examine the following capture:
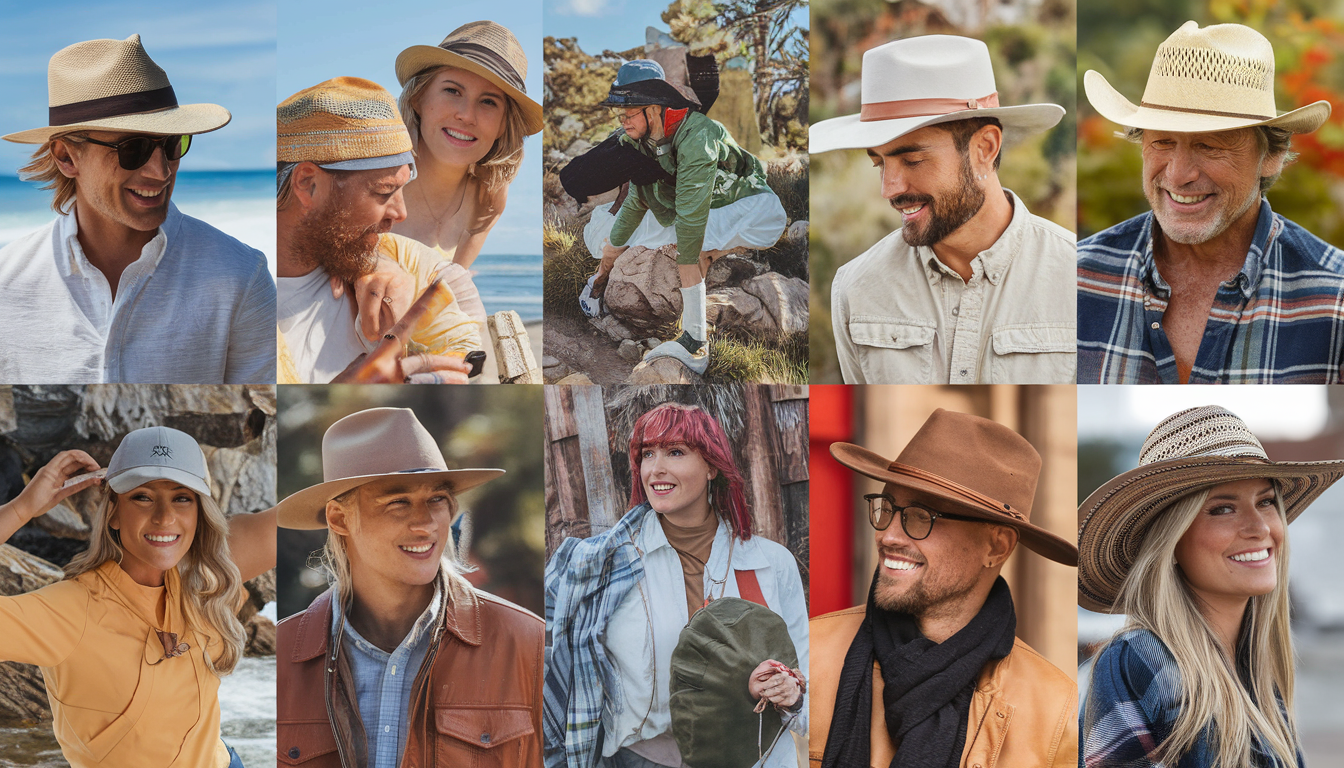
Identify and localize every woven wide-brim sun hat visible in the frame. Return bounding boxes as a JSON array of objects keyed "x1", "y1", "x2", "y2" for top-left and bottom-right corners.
[
  {"x1": 4, "y1": 34, "x2": 231, "y2": 145},
  {"x1": 276, "y1": 408, "x2": 504, "y2": 530},
  {"x1": 1077, "y1": 405, "x2": 1344, "y2": 613},
  {"x1": 395, "y1": 21, "x2": 543, "y2": 136},
  {"x1": 277, "y1": 77, "x2": 414, "y2": 175},
  {"x1": 1084, "y1": 21, "x2": 1331, "y2": 135},
  {"x1": 809, "y1": 35, "x2": 1064, "y2": 154}
]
